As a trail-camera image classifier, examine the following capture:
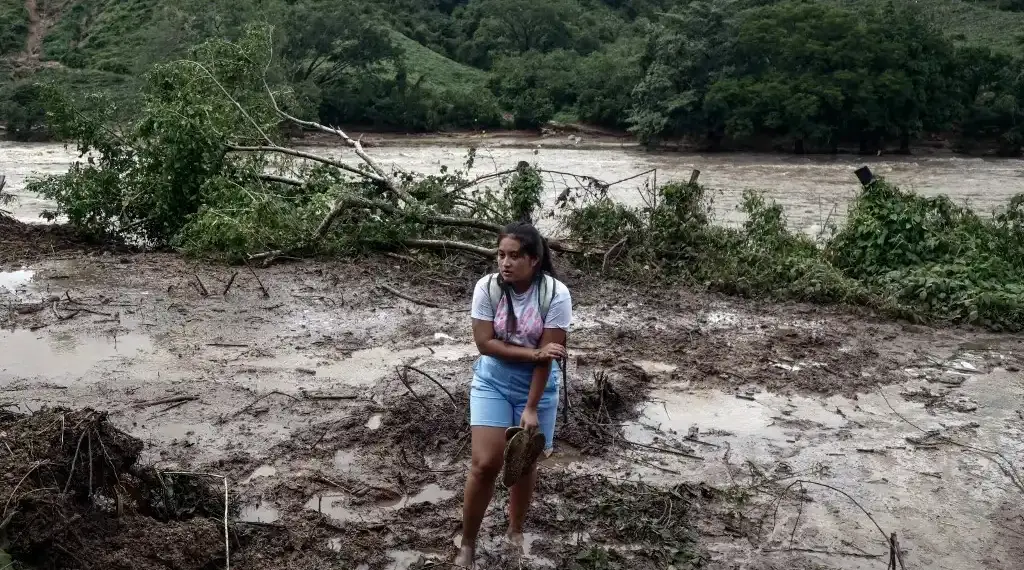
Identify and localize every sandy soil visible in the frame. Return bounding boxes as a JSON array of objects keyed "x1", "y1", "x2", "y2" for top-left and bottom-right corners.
[{"x1": 2, "y1": 235, "x2": 1023, "y2": 569}]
